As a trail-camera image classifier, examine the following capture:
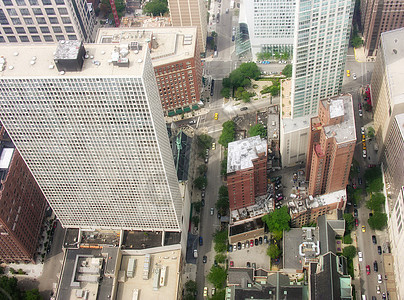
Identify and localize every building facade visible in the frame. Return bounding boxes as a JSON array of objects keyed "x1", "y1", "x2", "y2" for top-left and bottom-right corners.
[
  {"x1": 0, "y1": 125, "x2": 46, "y2": 263},
  {"x1": 227, "y1": 136, "x2": 267, "y2": 211},
  {"x1": 361, "y1": 0, "x2": 404, "y2": 57},
  {"x1": 0, "y1": 0, "x2": 95, "y2": 43},
  {"x1": 371, "y1": 28, "x2": 404, "y2": 160},
  {"x1": 168, "y1": 0, "x2": 207, "y2": 52},
  {"x1": 243, "y1": 0, "x2": 296, "y2": 60},
  {"x1": 0, "y1": 41, "x2": 183, "y2": 231},
  {"x1": 306, "y1": 95, "x2": 356, "y2": 196},
  {"x1": 291, "y1": 0, "x2": 354, "y2": 118}
]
